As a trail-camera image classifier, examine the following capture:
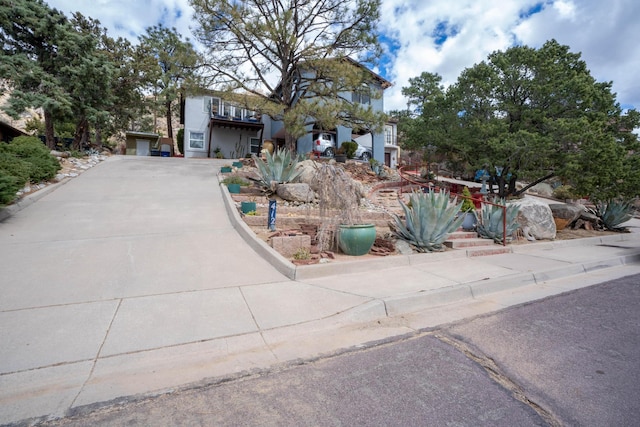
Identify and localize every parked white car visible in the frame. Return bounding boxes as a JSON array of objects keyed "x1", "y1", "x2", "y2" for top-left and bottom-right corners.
[
  {"x1": 354, "y1": 142, "x2": 372, "y2": 161},
  {"x1": 313, "y1": 133, "x2": 336, "y2": 157}
]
